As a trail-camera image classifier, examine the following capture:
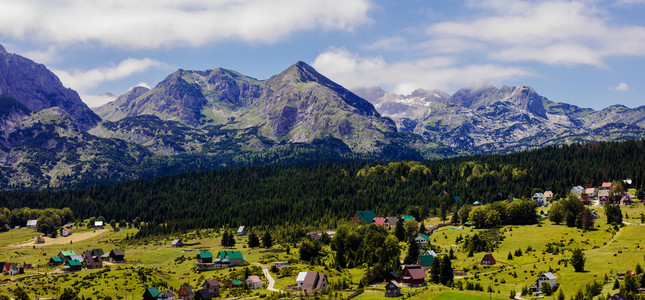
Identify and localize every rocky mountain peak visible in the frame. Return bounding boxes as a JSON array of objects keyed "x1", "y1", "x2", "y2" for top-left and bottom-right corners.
[{"x1": 0, "y1": 44, "x2": 6, "y2": 54}]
